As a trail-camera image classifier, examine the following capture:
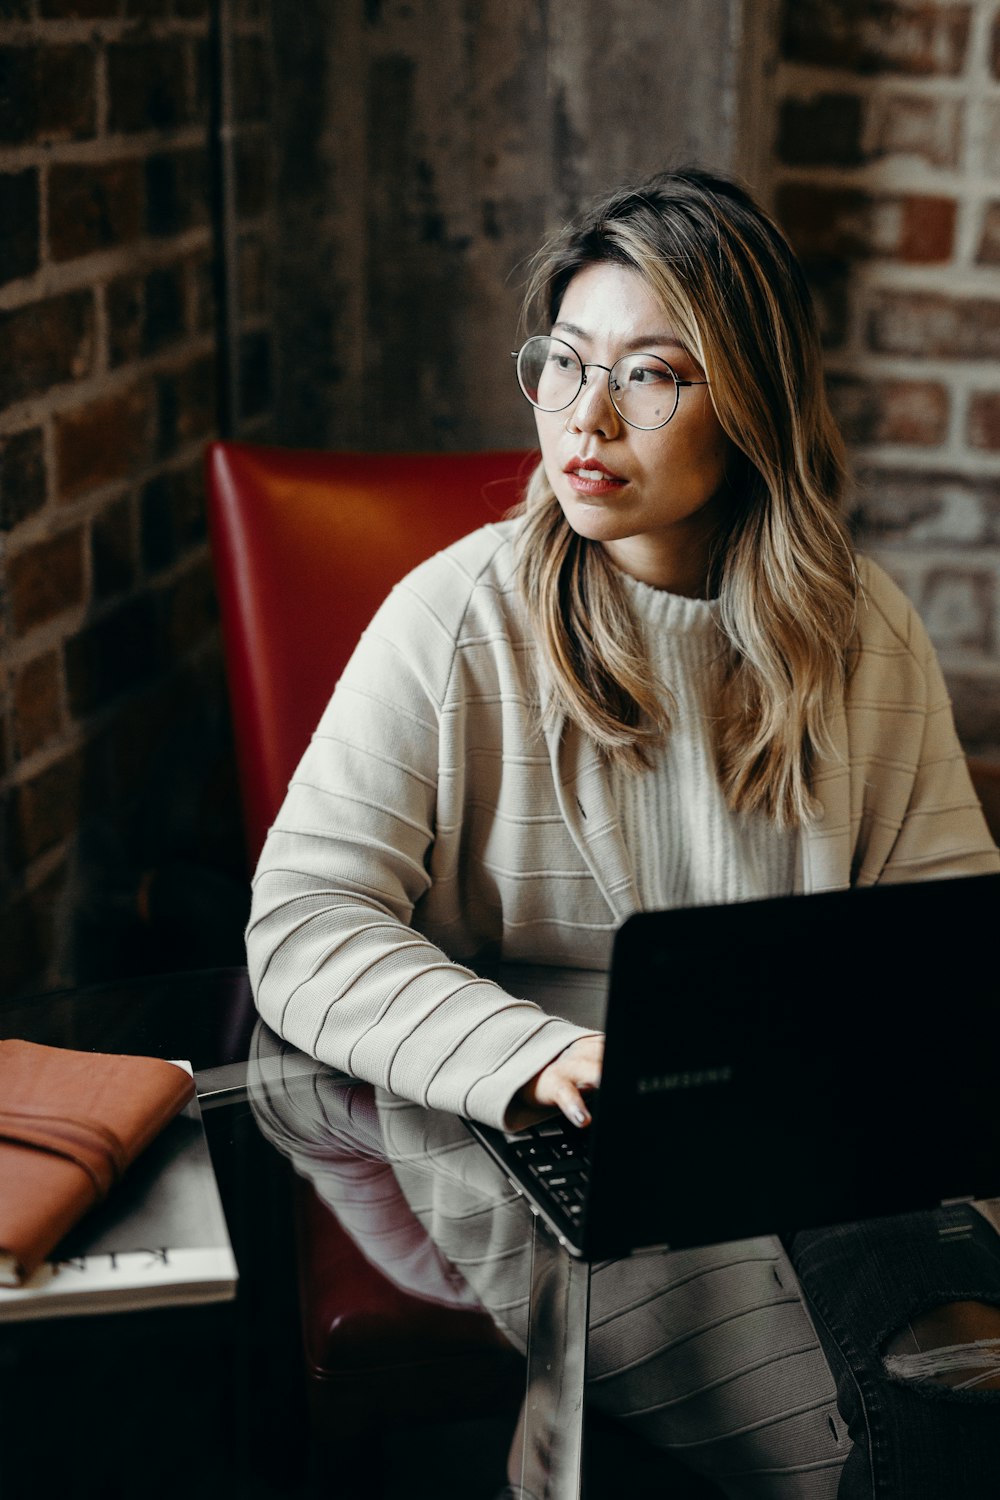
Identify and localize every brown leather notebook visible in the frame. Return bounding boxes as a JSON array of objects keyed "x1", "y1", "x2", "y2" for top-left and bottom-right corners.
[{"x1": 0, "y1": 1040, "x2": 196, "y2": 1287}]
